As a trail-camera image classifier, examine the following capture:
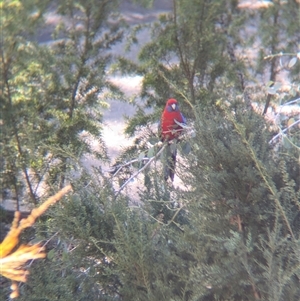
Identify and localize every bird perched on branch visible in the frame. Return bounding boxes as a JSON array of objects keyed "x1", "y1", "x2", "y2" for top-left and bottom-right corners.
[{"x1": 160, "y1": 98, "x2": 186, "y2": 181}]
